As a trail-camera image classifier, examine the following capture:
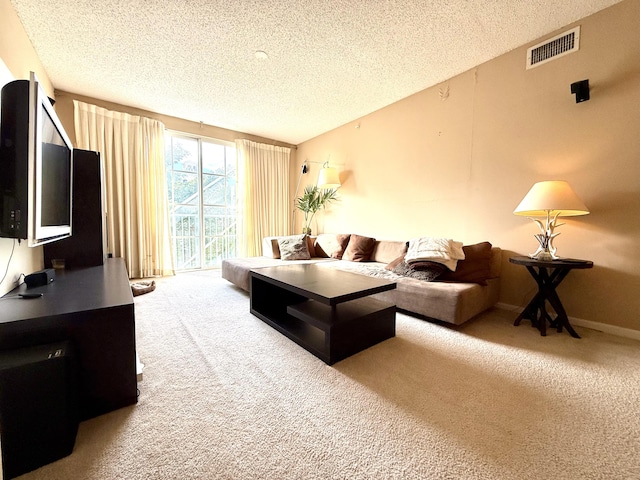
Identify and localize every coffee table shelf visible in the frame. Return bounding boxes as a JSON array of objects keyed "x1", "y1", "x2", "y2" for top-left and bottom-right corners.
[
  {"x1": 249, "y1": 265, "x2": 396, "y2": 365},
  {"x1": 261, "y1": 308, "x2": 328, "y2": 361}
]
